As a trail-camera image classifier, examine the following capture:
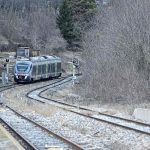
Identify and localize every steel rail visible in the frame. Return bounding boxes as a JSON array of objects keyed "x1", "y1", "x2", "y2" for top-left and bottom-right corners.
[
  {"x1": 39, "y1": 95, "x2": 150, "y2": 136},
  {"x1": 0, "y1": 75, "x2": 69, "y2": 93},
  {"x1": 6, "y1": 106, "x2": 84, "y2": 150},
  {"x1": 80, "y1": 107, "x2": 150, "y2": 127},
  {"x1": 68, "y1": 109, "x2": 150, "y2": 136},
  {"x1": 25, "y1": 77, "x2": 66, "y2": 103},
  {"x1": 0, "y1": 82, "x2": 29, "y2": 92},
  {"x1": 40, "y1": 96, "x2": 150, "y2": 136},
  {"x1": 0, "y1": 118, "x2": 38, "y2": 150},
  {"x1": 26, "y1": 74, "x2": 77, "y2": 103},
  {"x1": 0, "y1": 83, "x2": 16, "y2": 92},
  {"x1": 27, "y1": 76, "x2": 150, "y2": 136}
]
